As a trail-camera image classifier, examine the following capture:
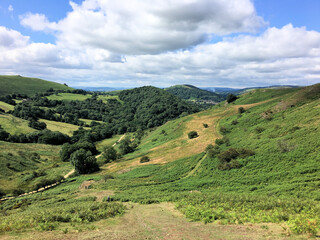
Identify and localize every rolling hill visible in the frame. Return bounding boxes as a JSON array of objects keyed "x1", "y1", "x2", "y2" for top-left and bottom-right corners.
[
  {"x1": 0, "y1": 75, "x2": 72, "y2": 97},
  {"x1": 166, "y1": 84, "x2": 225, "y2": 107},
  {"x1": 0, "y1": 82, "x2": 319, "y2": 238}
]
